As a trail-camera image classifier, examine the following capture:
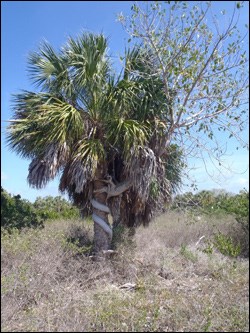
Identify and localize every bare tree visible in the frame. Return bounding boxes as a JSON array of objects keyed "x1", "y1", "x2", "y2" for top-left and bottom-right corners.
[{"x1": 117, "y1": 1, "x2": 249, "y2": 186}]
